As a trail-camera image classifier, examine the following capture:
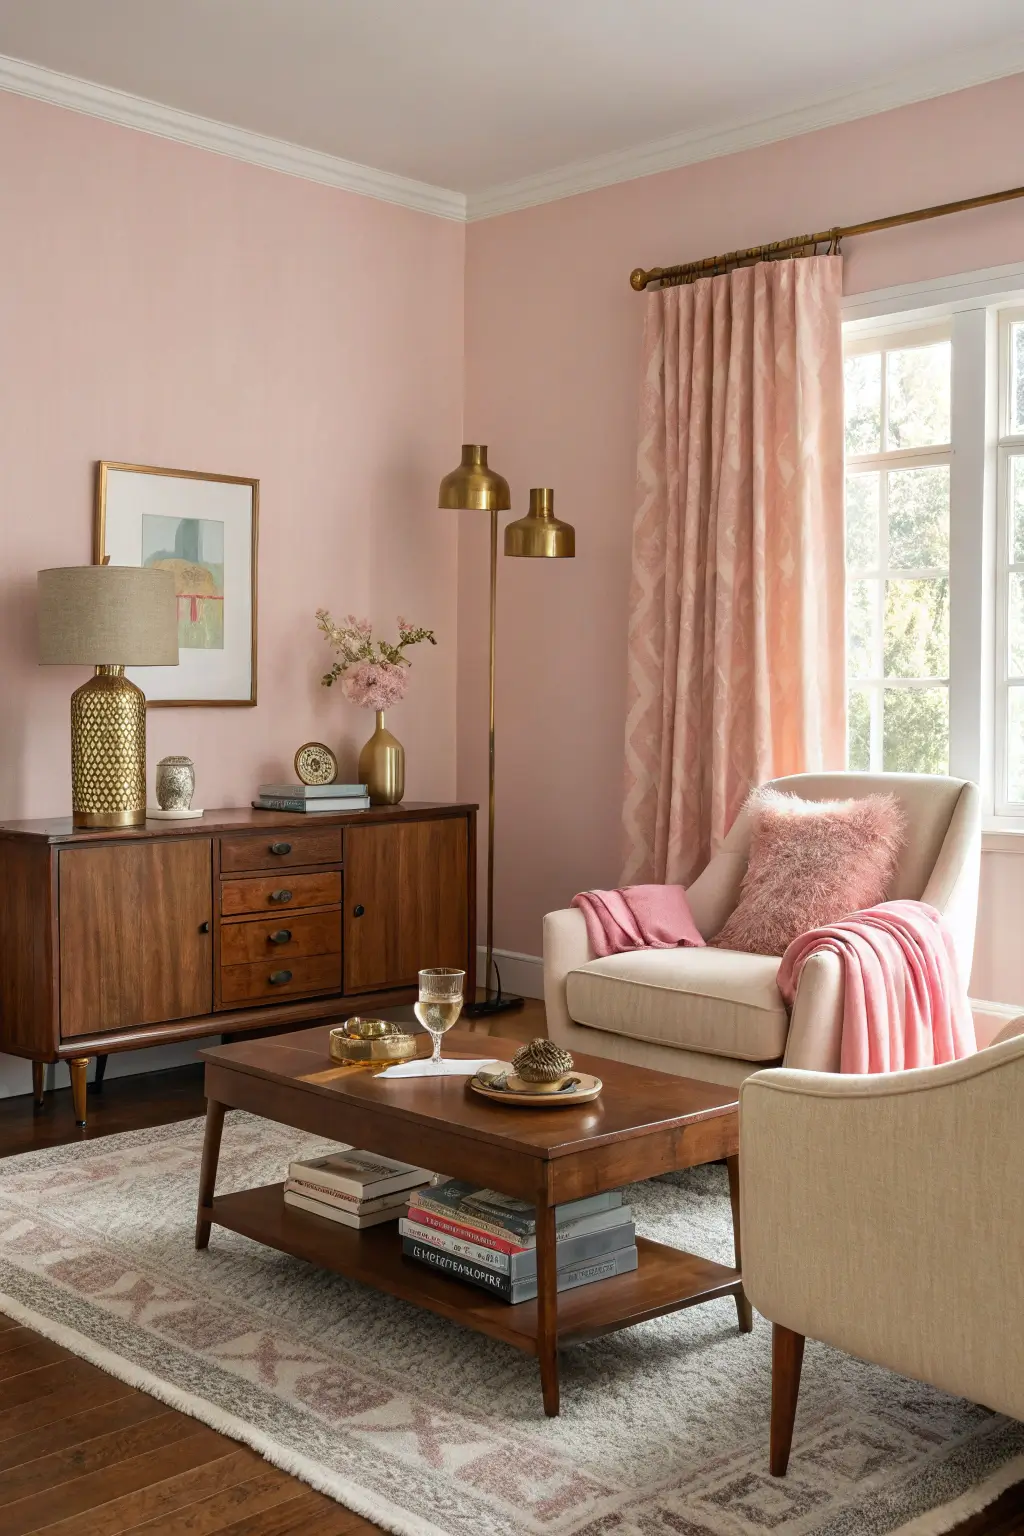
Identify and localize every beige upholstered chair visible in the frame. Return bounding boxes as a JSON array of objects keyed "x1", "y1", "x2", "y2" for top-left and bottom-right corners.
[
  {"x1": 740, "y1": 1018, "x2": 1024, "y2": 1475},
  {"x1": 544, "y1": 773, "x2": 981, "y2": 1085}
]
